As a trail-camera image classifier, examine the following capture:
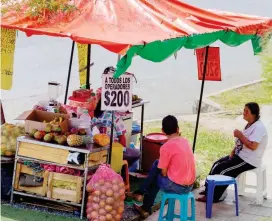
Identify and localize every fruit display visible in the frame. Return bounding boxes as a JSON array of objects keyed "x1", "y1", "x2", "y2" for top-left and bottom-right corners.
[
  {"x1": 43, "y1": 117, "x2": 64, "y2": 133},
  {"x1": 86, "y1": 165, "x2": 125, "y2": 221},
  {"x1": 30, "y1": 126, "x2": 86, "y2": 147},
  {"x1": 67, "y1": 134, "x2": 84, "y2": 147},
  {"x1": 34, "y1": 105, "x2": 68, "y2": 114},
  {"x1": 70, "y1": 128, "x2": 87, "y2": 135},
  {"x1": 132, "y1": 94, "x2": 142, "y2": 104},
  {"x1": 1, "y1": 123, "x2": 25, "y2": 156},
  {"x1": 132, "y1": 94, "x2": 139, "y2": 101},
  {"x1": 34, "y1": 130, "x2": 46, "y2": 140},
  {"x1": 93, "y1": 134, "x2": 110, "y2": 147},
  {"x1": 54, "y1": 135, "x2": 68, "y2": 145}
]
